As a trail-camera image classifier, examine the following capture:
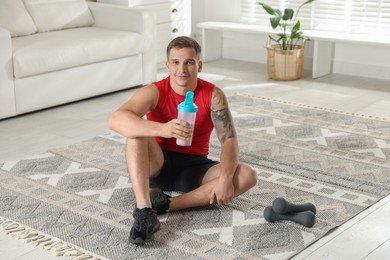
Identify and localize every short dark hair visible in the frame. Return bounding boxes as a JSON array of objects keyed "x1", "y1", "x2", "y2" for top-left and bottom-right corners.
[{"x1": 166, "y1": 36, "x2": 202, "y2": 59}]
